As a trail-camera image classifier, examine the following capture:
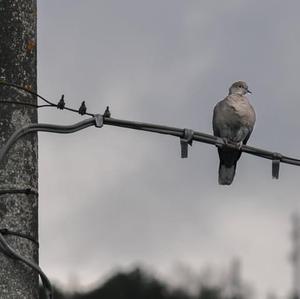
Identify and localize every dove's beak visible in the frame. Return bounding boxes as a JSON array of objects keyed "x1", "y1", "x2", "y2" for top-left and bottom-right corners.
[{"x1": 247, "y1": 89, "x2": 252, "y2": 94}]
